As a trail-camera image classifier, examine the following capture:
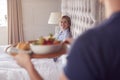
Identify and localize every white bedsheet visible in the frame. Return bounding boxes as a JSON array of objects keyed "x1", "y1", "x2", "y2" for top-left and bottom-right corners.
[{"x1": 0, "y1": 46, "x2": 62, "y2": 80}]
